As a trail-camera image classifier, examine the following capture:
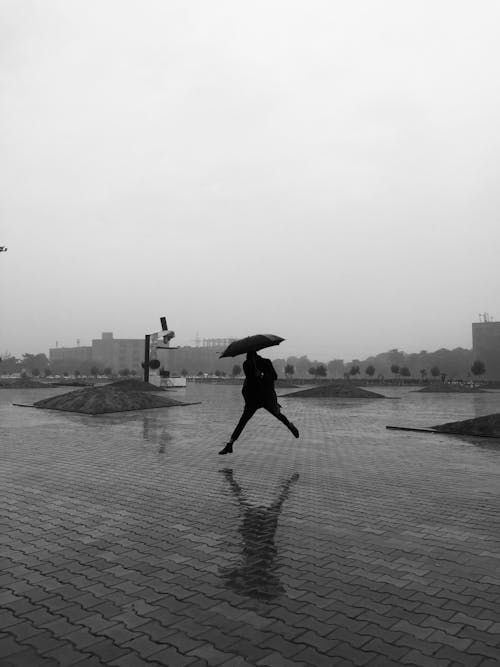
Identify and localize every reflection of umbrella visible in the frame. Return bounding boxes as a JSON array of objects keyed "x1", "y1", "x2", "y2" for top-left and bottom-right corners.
[{"x1": 219, "y1": 334, "x2": 285, "y2": 358}]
